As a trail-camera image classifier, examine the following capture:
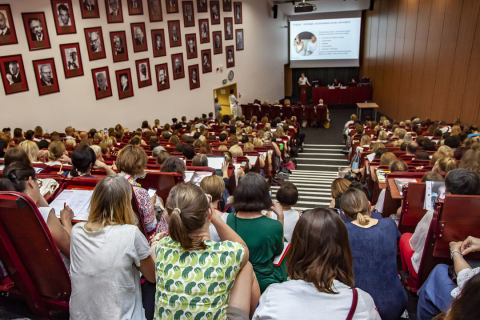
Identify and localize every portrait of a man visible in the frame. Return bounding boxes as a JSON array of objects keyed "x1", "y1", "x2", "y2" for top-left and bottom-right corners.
[
  {"x1": 225, "y1": 20, "x2": 232, "y2": 38},
  {"x1": 212, "y1": 4, "x2": 219, "y2": 20},
  {"x1": 96, "y1": 71, "x2": 108, "y2": 91},
  {"x1": 188, "y1": 38, "x2": 195, "y2": 54},
  {"x1": 57, "y1": 3, "x2": 71, "y2": 26},
  {"x1": 83, "y1": 0, "x2": 96, "y2": 11},
  {"x1": 197, "y1": 0, "x2": 207, "y2": 12},
  {"x1": 203, "y1": 53, "x2": 210, "y2": 68},
  {"x1": 149, "y1": 0, "x2": 162, "y2": 20},
  {"x1": 39, "y1": 64, "x2": 54, "y2": 86},
  {"x1": 191, "y1": 68, "x2": 197, "y2": 84},
  {"x1": 155, "y1": 34, "x2": 163, "y2": 50},
  {"x1": 167, "y1": 0, "x2": 178, "y2": 13},
  {"x1": 29, "y1": 18, "x2": 44, "y2": 41},
  {"x1": 66, "y1": 48, "x2": 79, "y2": 69},
  {"x1": 235, "y1": 3, "x2": 242, "y2": 23},
  {"x1": 171, "y1": 25, "x2": 179, "y2": 41},
  {"x1": 134, "y1": 27, "x2": 144, "y2": 45},
  {"x1": 119, "y1": 73, "x2": 129, "y2": 91},
  {"x1": 130, "y1": 0, "x2": 139, "y2": 9},
  {"x1": 108, "y1": 0, "x2": 120, "y2": 15},
  {"x1": 0, "y1": 11, "x2": 10, "y2": 36},
  {"x1": 236, "y1": 30, "x2": 243, "y2": 50},
  {"x1": 5, "y1": 61, "x2": 21, "y2": 84},
  {"x1": 174, "y1": 57, "x2": 182, "y2": 73},
  {"x1": 215, "y1": 34, "x2": 220, "y2": 48},
  {"x1": 201, "y1": 22, "x2": 208, "y2": 38},
  {"x1": 223, "y1": 0, "x2": 232, "y2": 11},
  {"x1": 89, "y1": 31, "x2": 102, "y2": 52},
  {"x1": 183, "y1": 2, "x2": 193, "y2": 26},
  {"x1": 227, "y1": 49, "x2": 233, "y2": 63},
  {"x1": 113, "y1": 35, "x2": 124, "y2": 54},
  {"x1": 158, "y1": 68, "x2": 166, "y2": 85},
  {"x1": 189, "y1": 65, "x2": 199, "y2": 89},
  {"x1": 139, "y1": 63, "x2": 149, "y2": 81}
]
